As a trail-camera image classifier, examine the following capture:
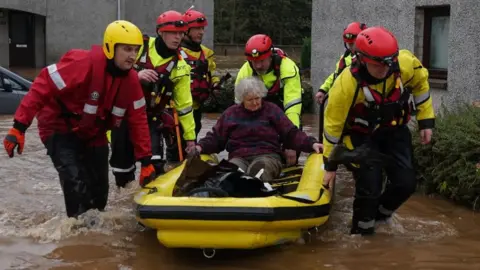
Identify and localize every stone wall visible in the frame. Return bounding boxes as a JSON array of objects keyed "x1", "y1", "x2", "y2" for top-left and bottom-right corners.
[
  {"x1": 0, "y1": 0, "x2": 214, "y2": 67},
  {"x1": 311, "y1": 0, "x2": 480, "y2": 112}
]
